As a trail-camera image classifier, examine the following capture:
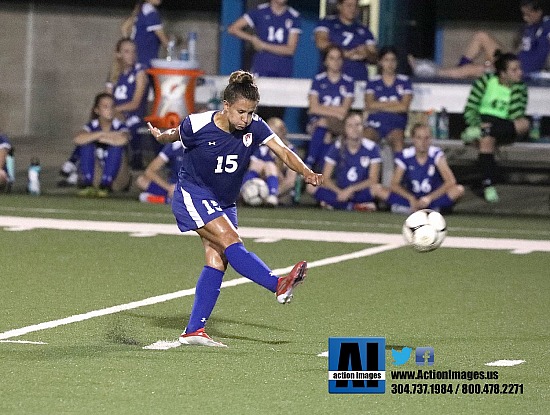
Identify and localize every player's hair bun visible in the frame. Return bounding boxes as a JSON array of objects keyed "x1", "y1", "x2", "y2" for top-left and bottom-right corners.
[{"x1": 229, "y1": 70, "x2": 255, "y2": 85}]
